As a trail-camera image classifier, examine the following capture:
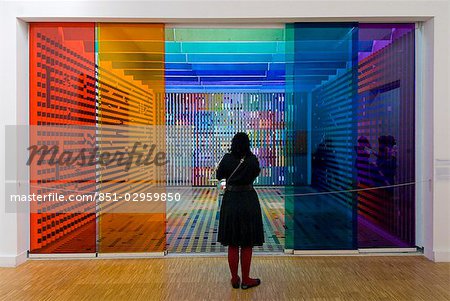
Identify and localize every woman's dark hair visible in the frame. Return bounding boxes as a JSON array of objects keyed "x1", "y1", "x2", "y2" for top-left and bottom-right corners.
[{"x1": 230, "y1": 132, "x2": 252, "y2": 158}]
